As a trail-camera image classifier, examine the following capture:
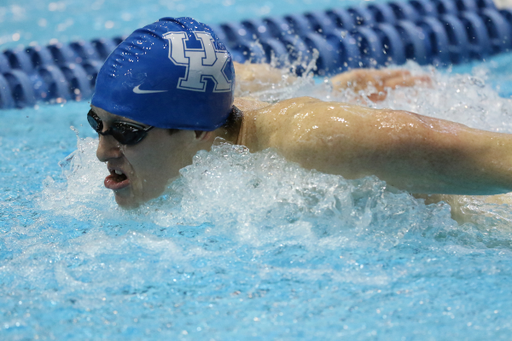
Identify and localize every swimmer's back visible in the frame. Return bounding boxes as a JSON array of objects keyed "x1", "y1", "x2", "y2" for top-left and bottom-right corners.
[
  {"x1": 236, "y1": 95, "x2": 512, "y2": 196},
  {"x1": 237, "y1": 96, "x2": 383, "y2": 176}
]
